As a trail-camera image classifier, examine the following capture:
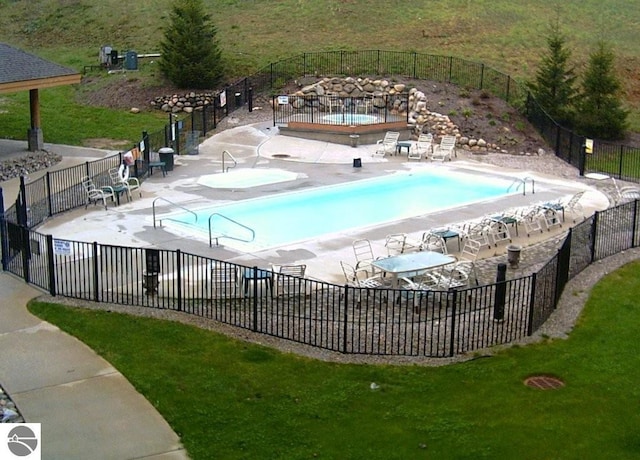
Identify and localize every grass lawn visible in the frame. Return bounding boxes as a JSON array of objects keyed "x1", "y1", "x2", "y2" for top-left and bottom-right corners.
[{"x1": 28, "y1": 260, "x2": 640, "y2": 459}]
